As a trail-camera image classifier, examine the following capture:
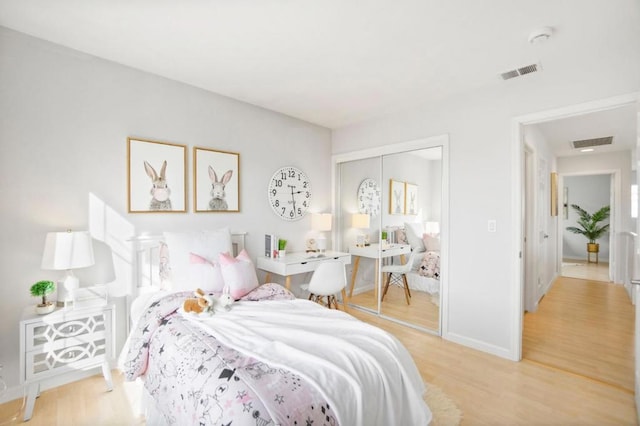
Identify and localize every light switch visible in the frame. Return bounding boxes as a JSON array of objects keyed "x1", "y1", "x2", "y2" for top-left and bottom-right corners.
[{"x1": 488, "y1": 220, "x2": 497, "y2": 232}]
